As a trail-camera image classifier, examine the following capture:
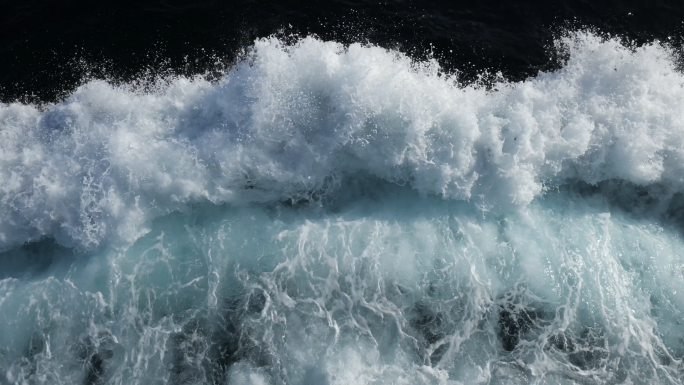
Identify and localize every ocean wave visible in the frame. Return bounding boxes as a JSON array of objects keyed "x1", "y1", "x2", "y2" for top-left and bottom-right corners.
[{"x1": 1, "y1": 31, "x2": 683, "y2": 251}]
